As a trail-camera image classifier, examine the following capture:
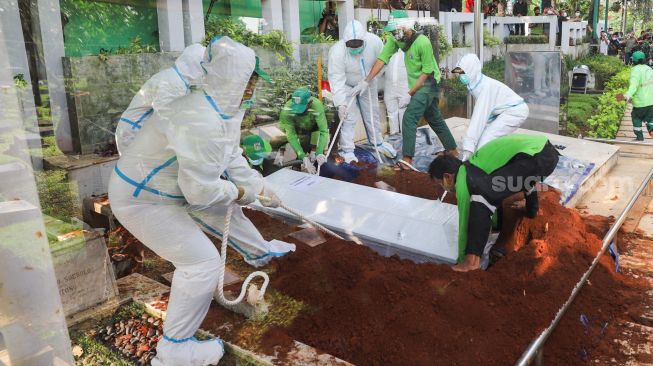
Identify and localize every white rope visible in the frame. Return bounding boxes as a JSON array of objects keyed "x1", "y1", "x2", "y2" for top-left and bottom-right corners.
[
  {"x1": 257, "y1": 195, "x2": 344, "y2": 240},
  {"x1": 215, "y1": 204, "x2": 269, "y2": 306}
]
